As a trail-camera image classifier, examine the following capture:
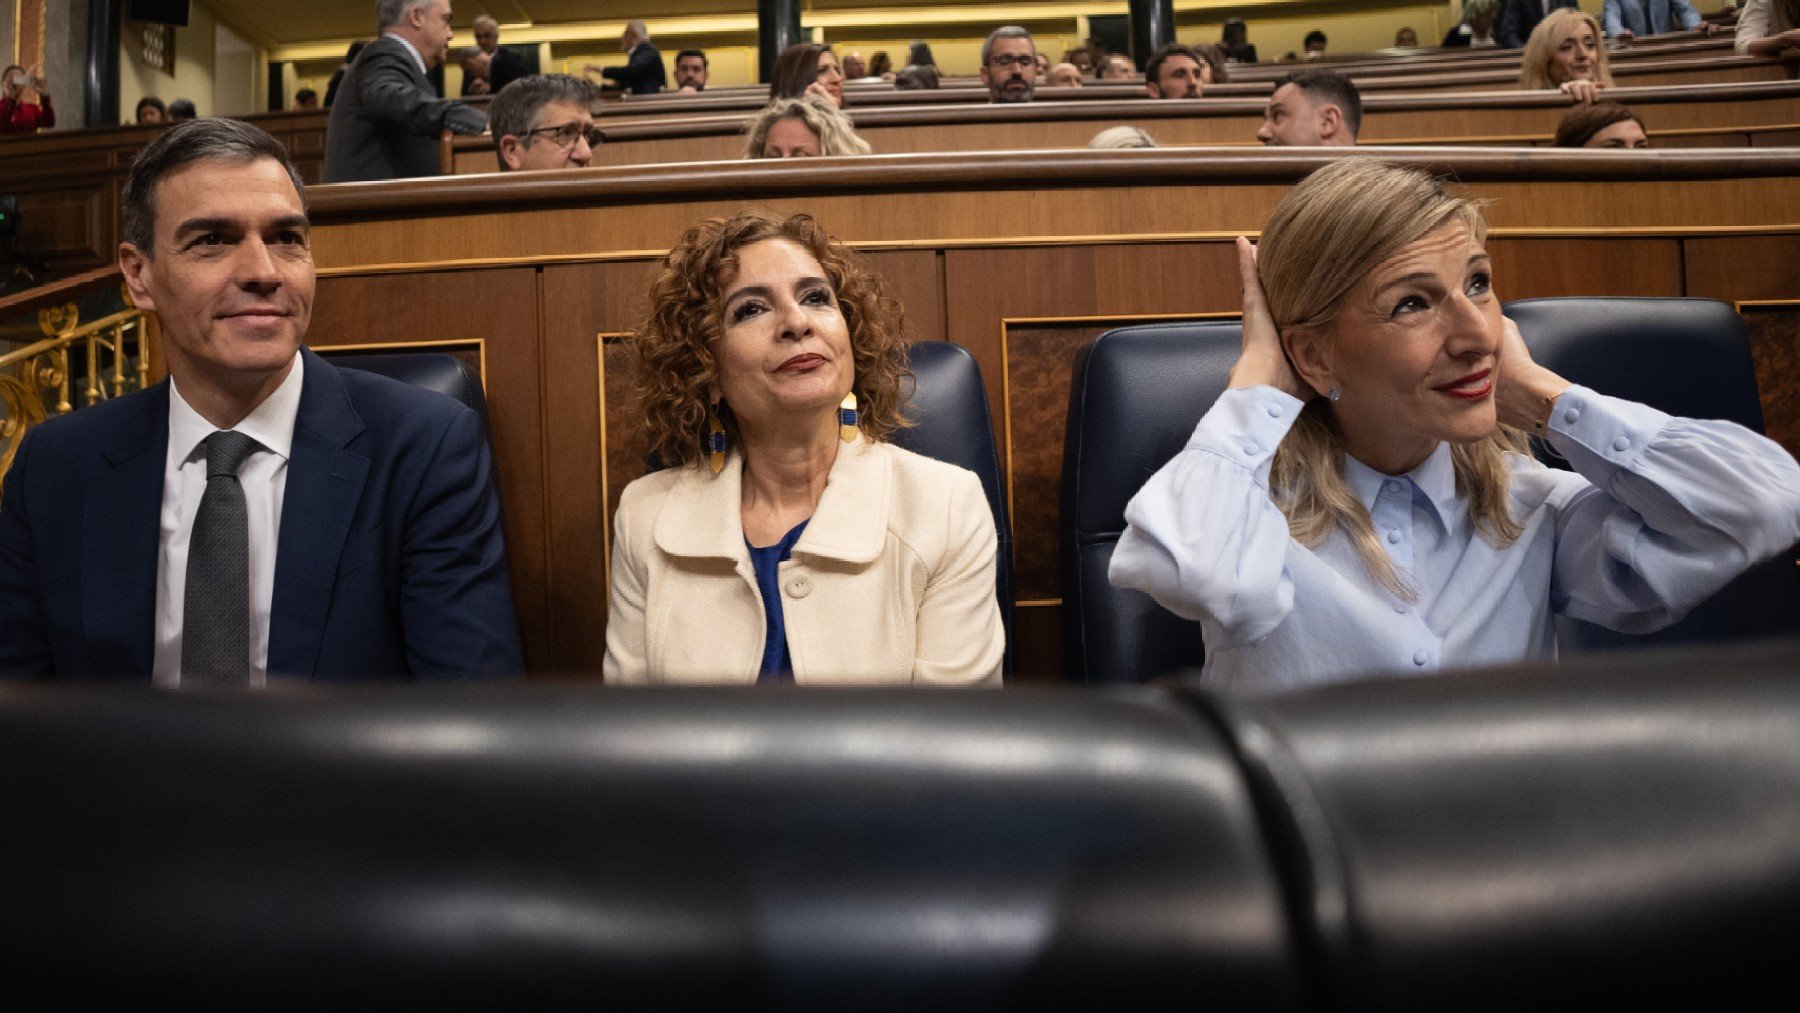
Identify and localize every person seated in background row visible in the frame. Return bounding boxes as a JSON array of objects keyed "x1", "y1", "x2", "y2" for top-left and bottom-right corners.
[
  {"x1": 605, "y1": 210, "x2": 1005, "y2": 685},
  {"x1": 1257, "y1": 69, "x2": 1360, "y2": 146},
  {"x1": 842, "y1": 51, "x2": 869, "y2": 80},
  {"x1": 983, "y1": 26, "x2": 1039, "y2": 103},
  {"x1": 600, "y1": 19, "x2": 664, "y2": 94},
  {"x1": 1089, "y1": 125, "x2": 1157, "y2": 148},
  {"x1": 0, "y1": 119, "x2": 526, "y2": 681},
  {"x1": 1554, "y1": 101, "x2": 1650, "y2": 147},
  {"x1": 167, "y1": 98, "x2": 197, "y2": 123},
  {"x1": 1395, "y1": 26, "x2": 1420, "y2": 47},
  {"x1": 1034, "y1": 52, "x2": 1050, "y2": 82},
  {"x1": 674, "y1": 49, "x2": 709, "y2": 92},
  {"x1": 1, "y1": 65, "x2": 54, "y2": 135},
  {"x1": 1443, "y1": 0, "x2": 1501, "y2": 48},
  {"x1": 1521, "y1": 8, "x2": 1614, "y2": 103},
  {"x1": 894, "y1": 64, "x2": 940, "y2": 90},
  {"x1": 293, "y1": 88, "x2": 319, "y2": 111},
  {"x1": 323, "y1": 0, "x2": 486, "y2": 184},
  {"x1": 1304, "y1": 30, "x2": 1329, "y2": 60},
  {"x1": 1737, "y1": 0, "x2": 1800, "y2": 54},
  {"x1": 1062, "y1": 46, "x2": 1095, "y2": 76},
  {"x1": 136, "y1": 95, "x2": 167, "y2": 125},
  {"x1": 1498, "y1": 0, "x2": 1581, "y2": 48},
  {"x1": 1605, "y1": 0, "x2": 1705, "y2": 41},
  {"x1": 1197, "y1": 43, "x2": 1232, "y2": 83},
  {"x1": 1046, "y1": 63, "x2": 1086, "y2": 87},
  {"x1": 1097, "y1": 54, "x2": 1136, "y2": 80},
  {"x1": 1109, "y1": 158, "x2": 1800, "y2": 691},
  {"x1": 490, "y1": 74, "x2": 602, "y2": 171},
  {"x1": 906, "y1": 40, "x2": 937, "y2": 70},
  {"x1": 1146, "y1": 43, "x2": 1209, "y2": 98},
  {"x1": 1221, "y1": 18, "x2": 1259, "y2": 63},
  {"x1": 459, "y1": 46, "x2": 492, "y2": 96},
  {"x1": 868, "y1": 51, "x2": 894, "y2": 79},
  {"x1": 743, "y1": 97, "x2": 871, "y2": 158},
  {"x1": 473, "y1": 15, "x2": 526, "y2": 93},
  {"x1": 770, "y1": 43, "x2": 846, "y2": 108}
]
